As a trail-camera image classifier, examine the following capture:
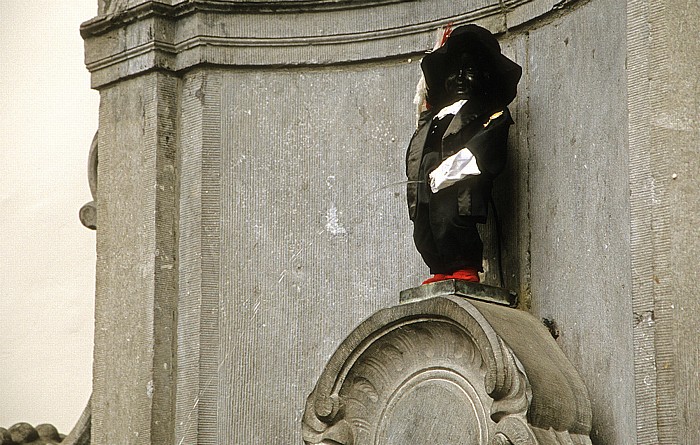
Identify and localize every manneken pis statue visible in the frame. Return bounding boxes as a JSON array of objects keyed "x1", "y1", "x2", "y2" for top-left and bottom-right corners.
[{"x1": 406, "y1": 24, "x2": 522, "y2": 284}]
